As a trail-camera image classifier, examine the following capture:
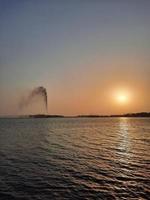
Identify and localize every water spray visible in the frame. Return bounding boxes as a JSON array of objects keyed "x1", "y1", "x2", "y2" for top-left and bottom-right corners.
[{"x1": 19, "y1": 86, "x2": 48, "y2": 114}]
